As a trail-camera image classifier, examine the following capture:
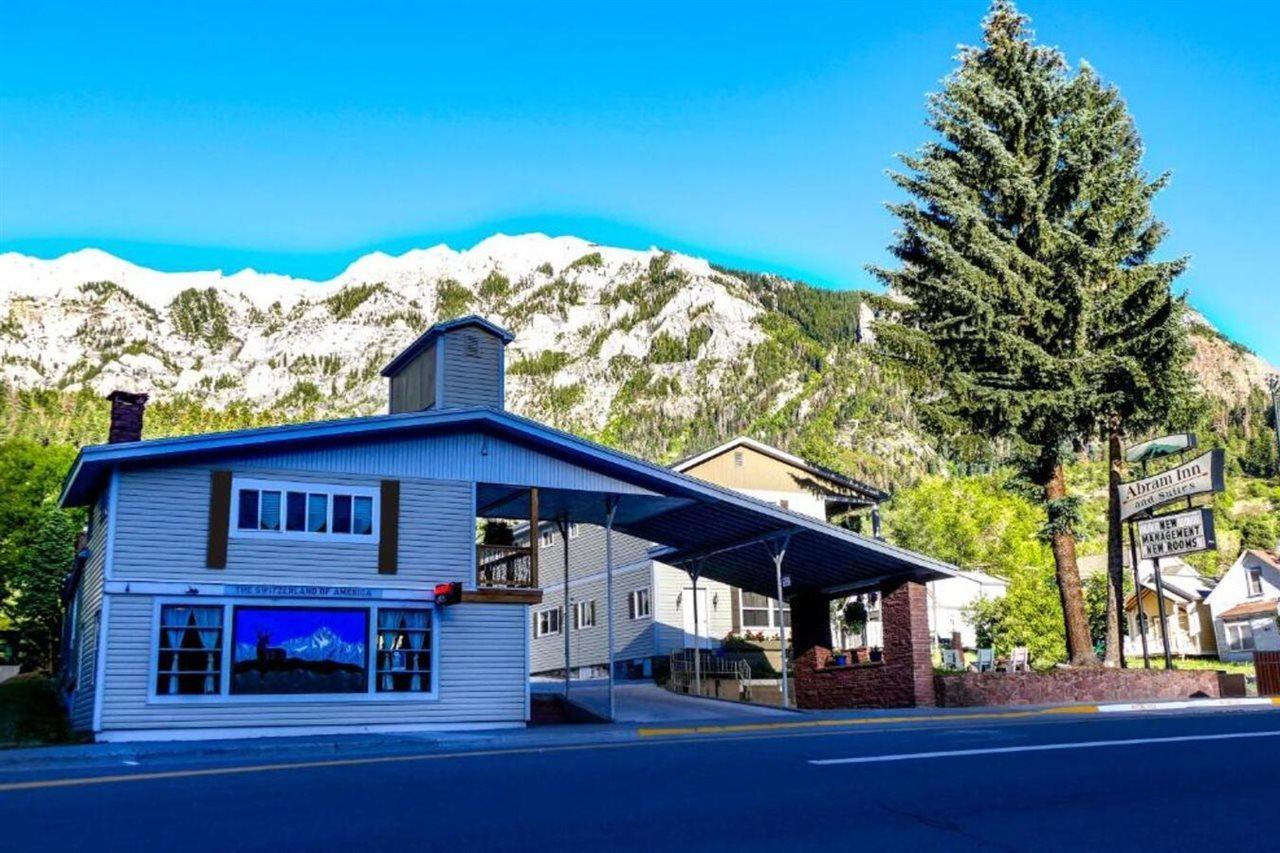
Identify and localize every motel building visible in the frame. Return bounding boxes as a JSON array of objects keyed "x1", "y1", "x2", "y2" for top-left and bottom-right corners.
[{"x1": 59, "y1": 315, "x2": 958, "y2": 741}]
